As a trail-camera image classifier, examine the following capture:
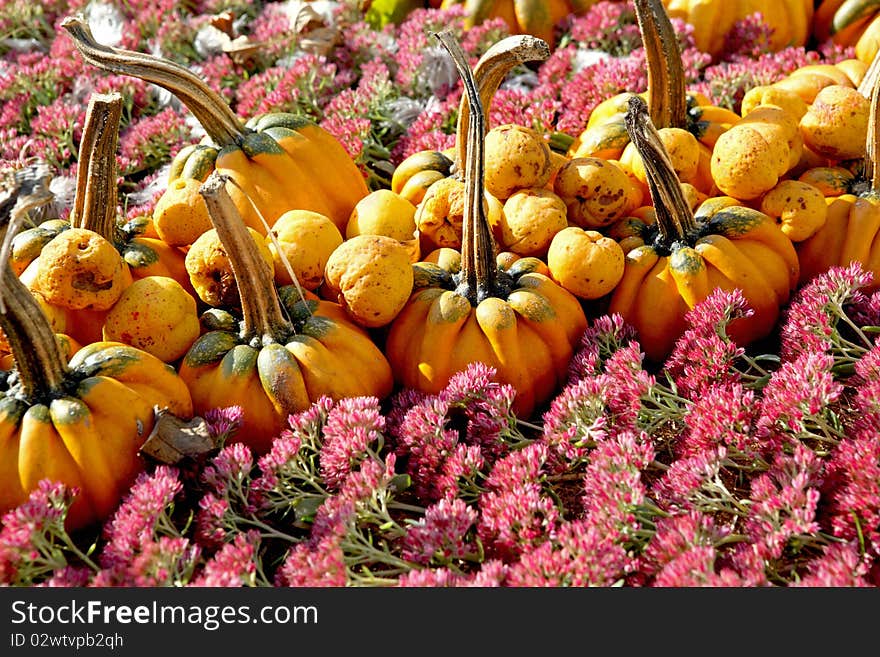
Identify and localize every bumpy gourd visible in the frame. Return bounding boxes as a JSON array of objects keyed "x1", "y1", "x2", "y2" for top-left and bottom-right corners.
[
  {"x1": 267, "y1": 209, "x2": 343, "y2": 288},
  {"x1": 102, "y1": 276, "x2": 200, "y2": 363},
  {"x1": 546, "y1": 227, "x2": 626, "y2": 300},
  {"x1": 396, "y1": 35, "x2": 550, "y2": 249},
  {"x1": 796, "y1": 66, "x2": 880, "y2": 290},
  {"x1": 492, "y1": 188, "x2": 568, "y2": 257},
  {"x1": 569, "y1": 0, "x2": 739, "y2": 198},
  {"x1": 323, "y1": 235, "x2": 415, "y2": 328}
]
